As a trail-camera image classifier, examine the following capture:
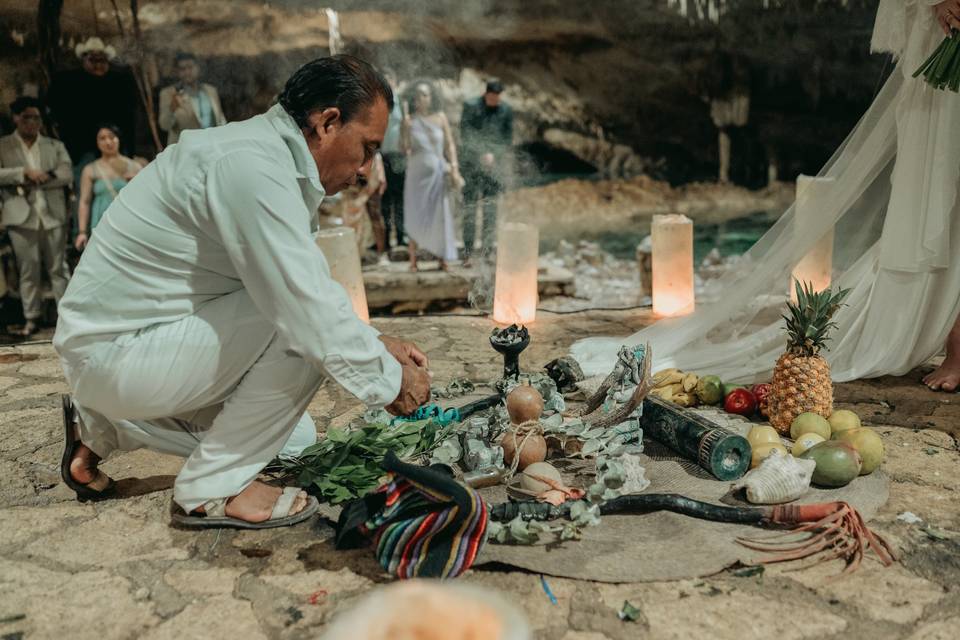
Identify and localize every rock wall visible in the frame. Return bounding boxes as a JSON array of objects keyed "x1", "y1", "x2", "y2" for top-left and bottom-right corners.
[{"x1": 0, "y1": 0, "x2": 886, "y2": 184}]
